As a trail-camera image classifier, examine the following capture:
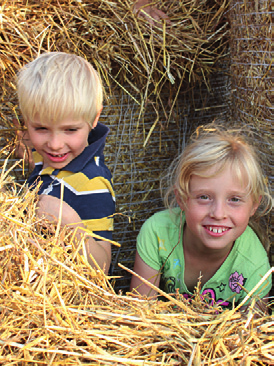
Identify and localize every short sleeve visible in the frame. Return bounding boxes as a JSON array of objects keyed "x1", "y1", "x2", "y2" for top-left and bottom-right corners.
[
  {"x1": 65, "y1": 176, "x2": 115, "y2": 239},
  {"x1": 239, "y1": 257, "x2": 272, "y2": 301},
  {"x1": 221, "y1": 226, "x2": 272, "y2": 305},
  {"x1": 42, "y1": 172, "x2": 115, "y2": 240},
  {"x1": 136, "y1": 216, "x2": 162, "y2": 271}
]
